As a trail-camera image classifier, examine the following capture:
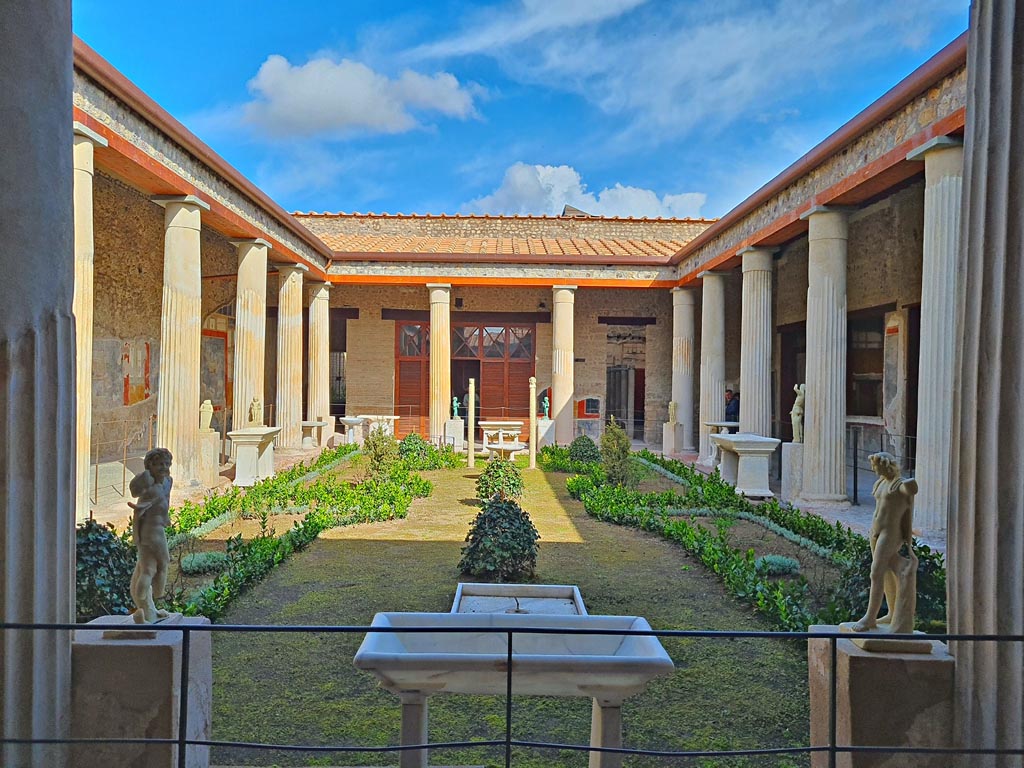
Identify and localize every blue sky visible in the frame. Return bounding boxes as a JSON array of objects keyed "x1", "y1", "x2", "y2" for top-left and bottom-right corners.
[{"x1": 73, "y1": 1, "x2": 969, "y2": 219}]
